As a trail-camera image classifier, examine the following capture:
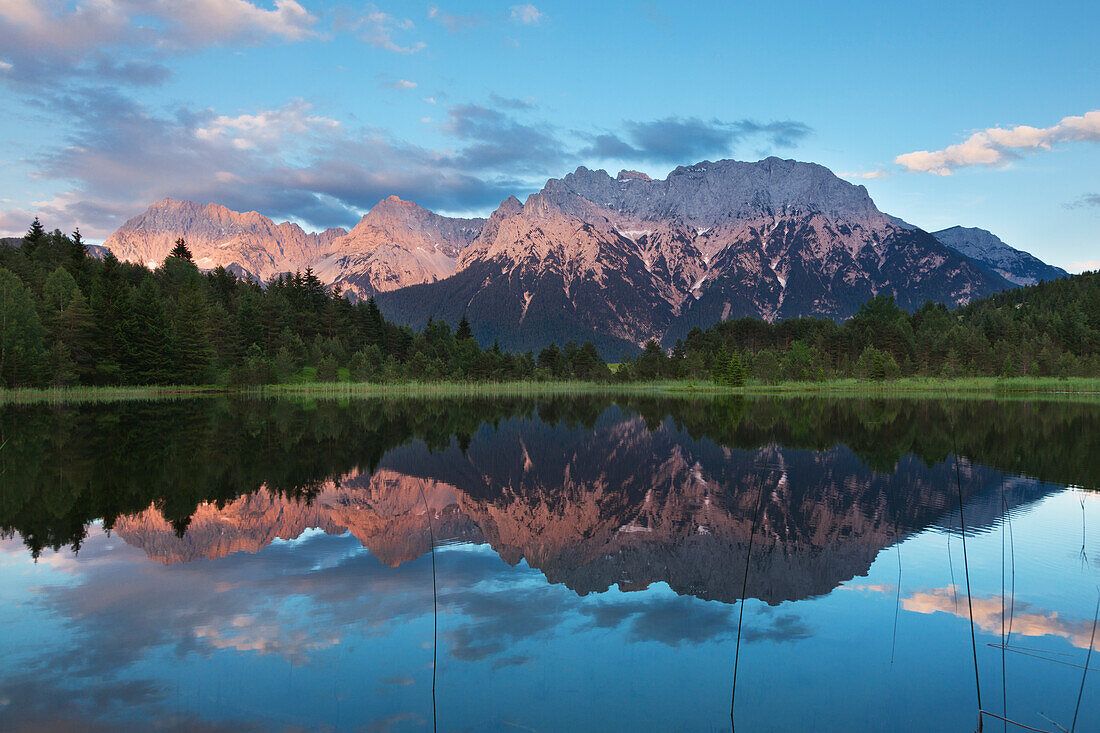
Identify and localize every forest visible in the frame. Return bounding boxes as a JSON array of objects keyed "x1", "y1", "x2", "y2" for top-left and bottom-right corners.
[{"x1": 0, "y1": 218, "x2": 1097, "y2": 389}]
